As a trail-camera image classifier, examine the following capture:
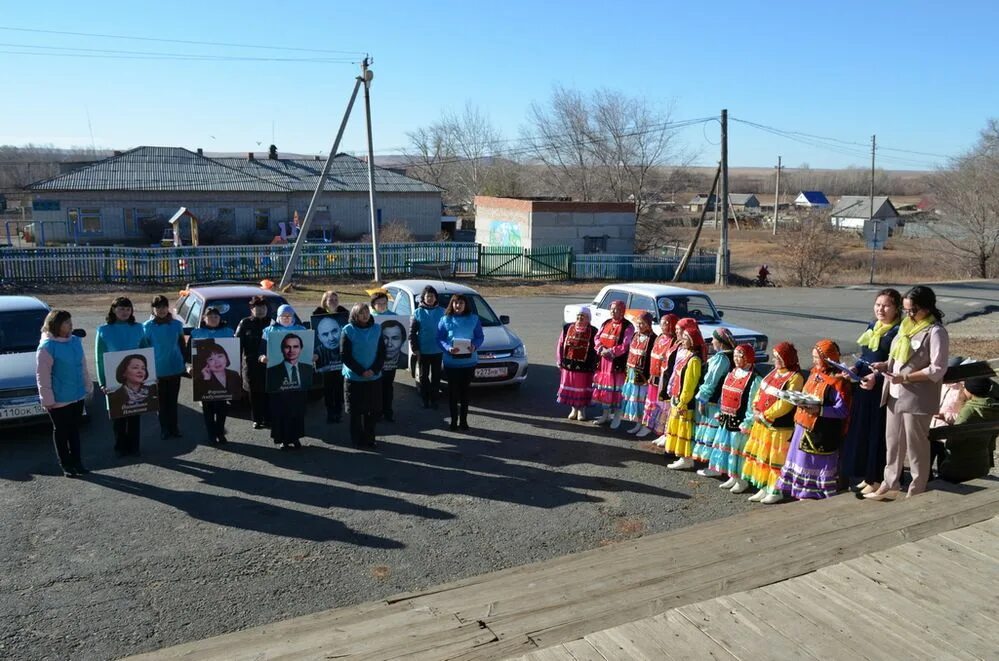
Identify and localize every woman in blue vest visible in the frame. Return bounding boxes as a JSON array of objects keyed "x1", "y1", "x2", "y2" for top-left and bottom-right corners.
[
  {"x1": 410, "y1": 285, "x2": 445, "y2": 409},
  {"x1": 259, "y1": 305, "x2": 309, "y2": 450},
  {"x1": 437, "y1": 294, "x2": 485, "y2": 431},
  {"x1": 36, "y1": 309, "x2": 92, "y2": 476},
  {"x1": 189, "y1": 307, "x2": 236, "y2": 445},
  {"x1": 342, "y1": 302, "x2": 386, "y2": 448},
  {"x1": 96, "y1": 296, "x2": 149, "y2": 456},
  {"x1": 143, "y1": 295, "x2": 186, "y2": 440}
]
